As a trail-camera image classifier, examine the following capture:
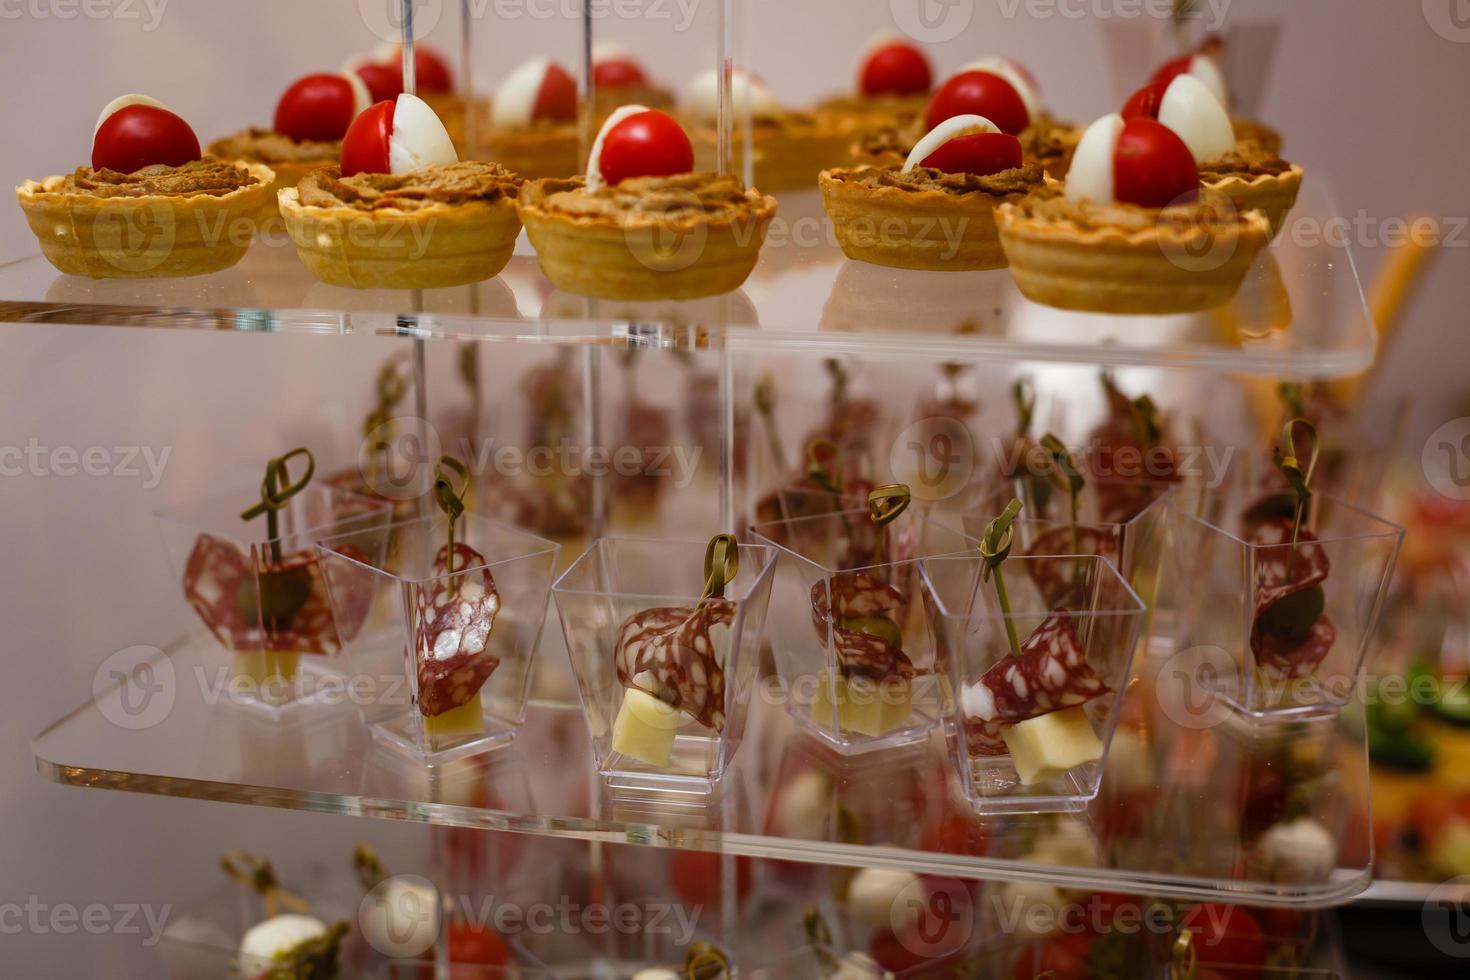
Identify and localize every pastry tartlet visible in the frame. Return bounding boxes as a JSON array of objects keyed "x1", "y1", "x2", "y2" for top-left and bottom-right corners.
[
  {"x1": 1123, "y1": 73, "x2": 1302, "y2": 239},
  {"x1": 280, "y1": 161, "x2": 521, "y2": 289},
  {"x1": 592, "y1": 44, "x2": 675, "y2": 124},
  {"x1": 485, "y1": 58, "x2": 580, "y2": 179},
  {"x1": 208, "y1": 72, "x2": 371, "y2": 225},
  {"x1": 521, "y1": 172, "x2": 774, "y2": 300},
  {"x1": 17, "y1": 96, "x2": 274, "y2": 279},
  {"x1": 685, "y1": 70, "x2": 859, "y2": 193},
  {"x1": 997, "y1": 114, "x2": 1270, "y2": 314},
  {"x1": 821, "y1": 115, "x2": 1043, "y2": 270}
]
